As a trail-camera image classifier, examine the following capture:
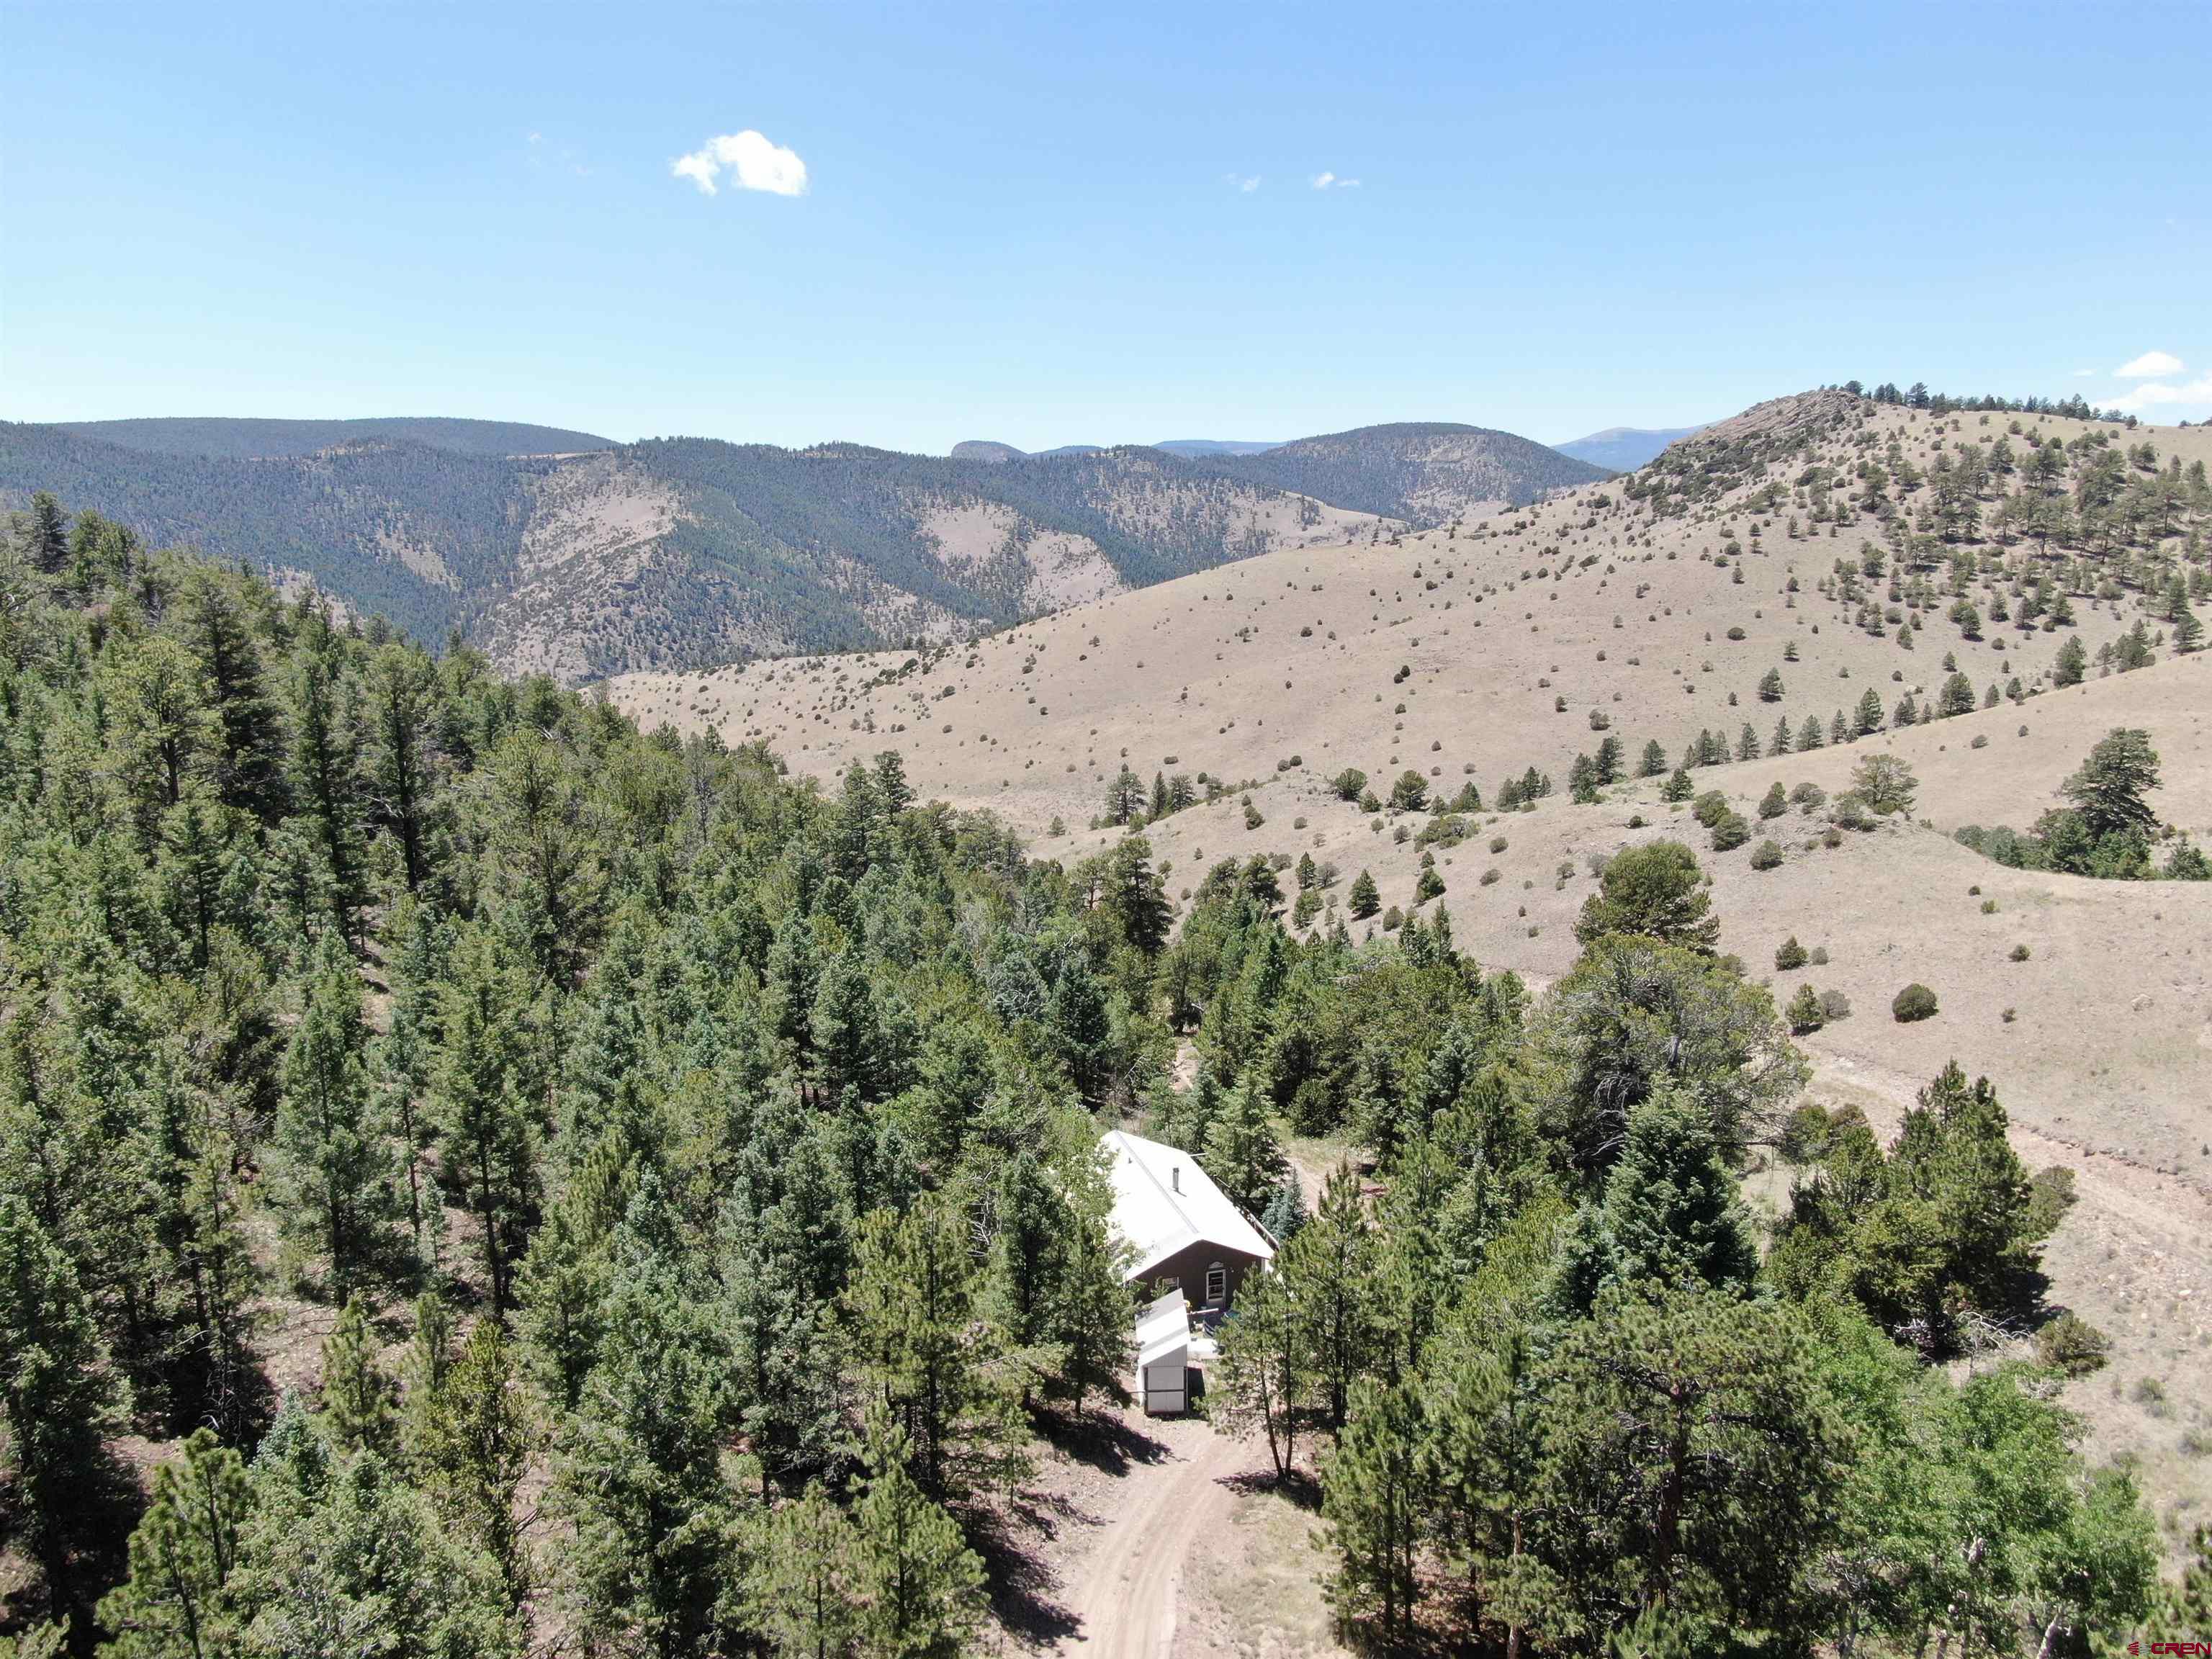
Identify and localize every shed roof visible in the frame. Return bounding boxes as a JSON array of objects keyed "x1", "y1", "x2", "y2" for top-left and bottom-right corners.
[
  {"x1": 1102, "y1": 1129, "x2": 1277, "y2": 1280},
  {"x1": 1135, "y1": 1287, "x2": 1190, "y2": 1368}
]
